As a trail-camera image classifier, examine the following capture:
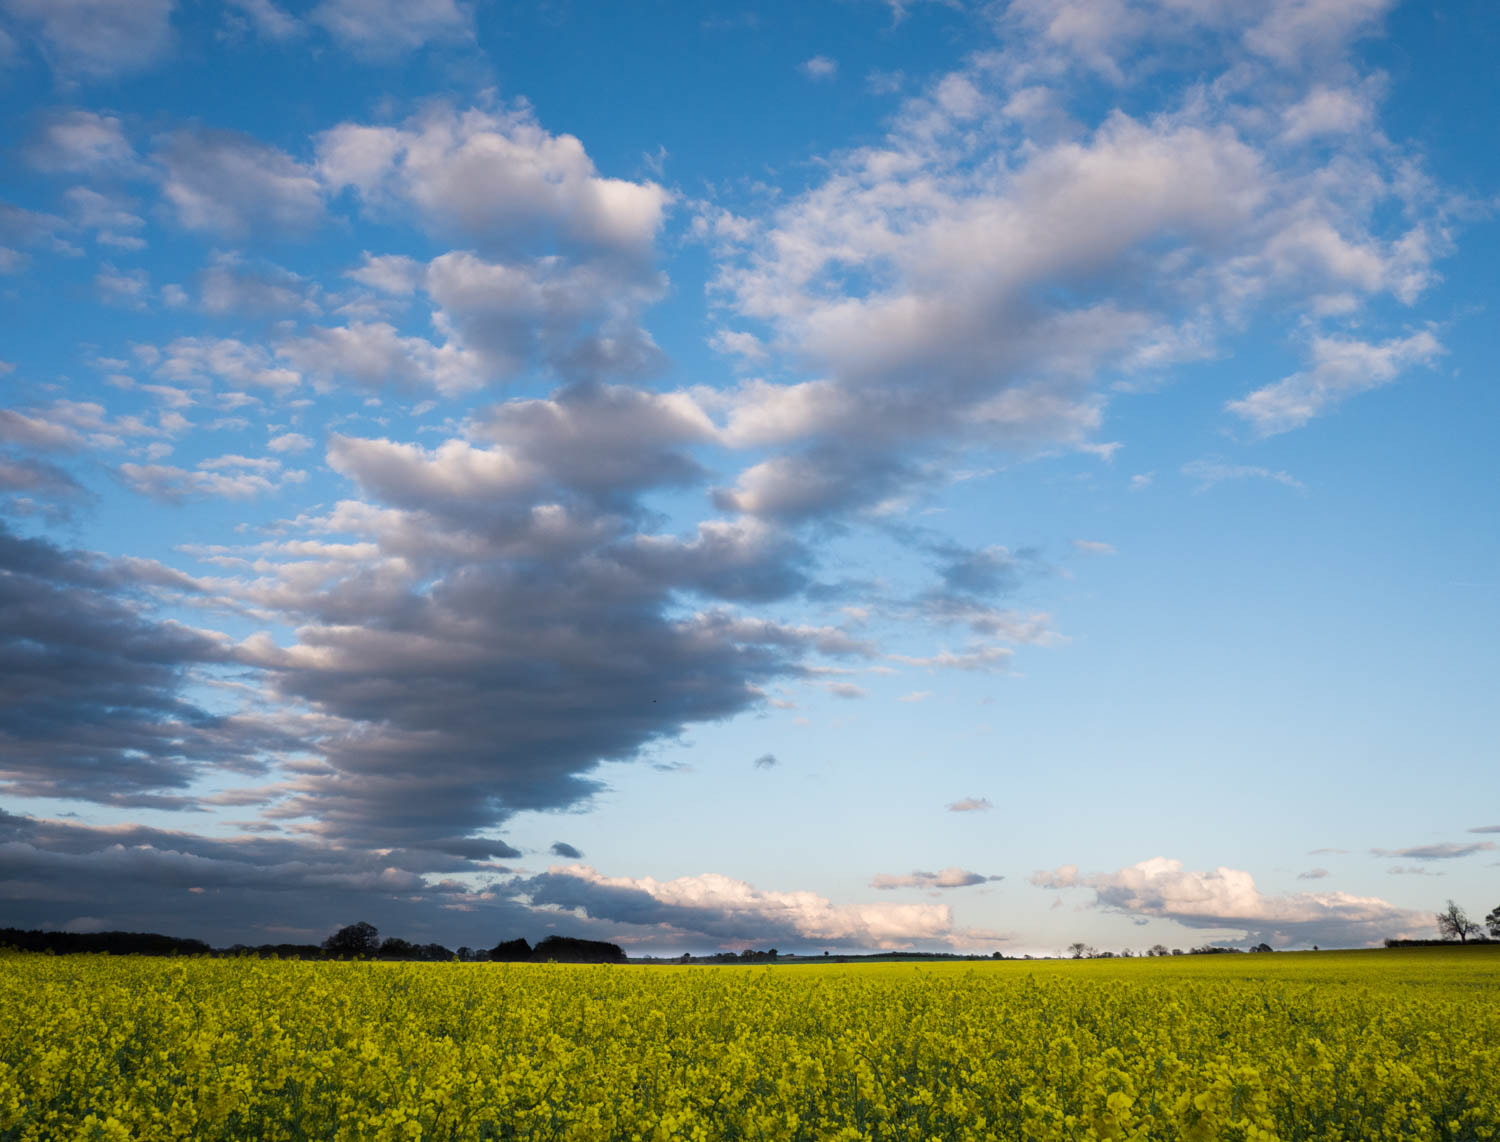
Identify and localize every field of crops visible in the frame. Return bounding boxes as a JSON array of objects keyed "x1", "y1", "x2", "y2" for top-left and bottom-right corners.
[{"x1": 2, "y1": 947, "x2": 1496, "y2": 1141}]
